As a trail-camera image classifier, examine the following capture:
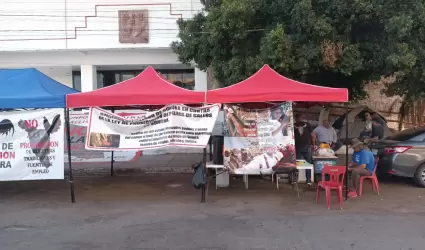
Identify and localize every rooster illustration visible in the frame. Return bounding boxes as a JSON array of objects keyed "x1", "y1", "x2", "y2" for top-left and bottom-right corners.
[{"x1": 18, "y1": 114, "x2": 61, "y2": 168}]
